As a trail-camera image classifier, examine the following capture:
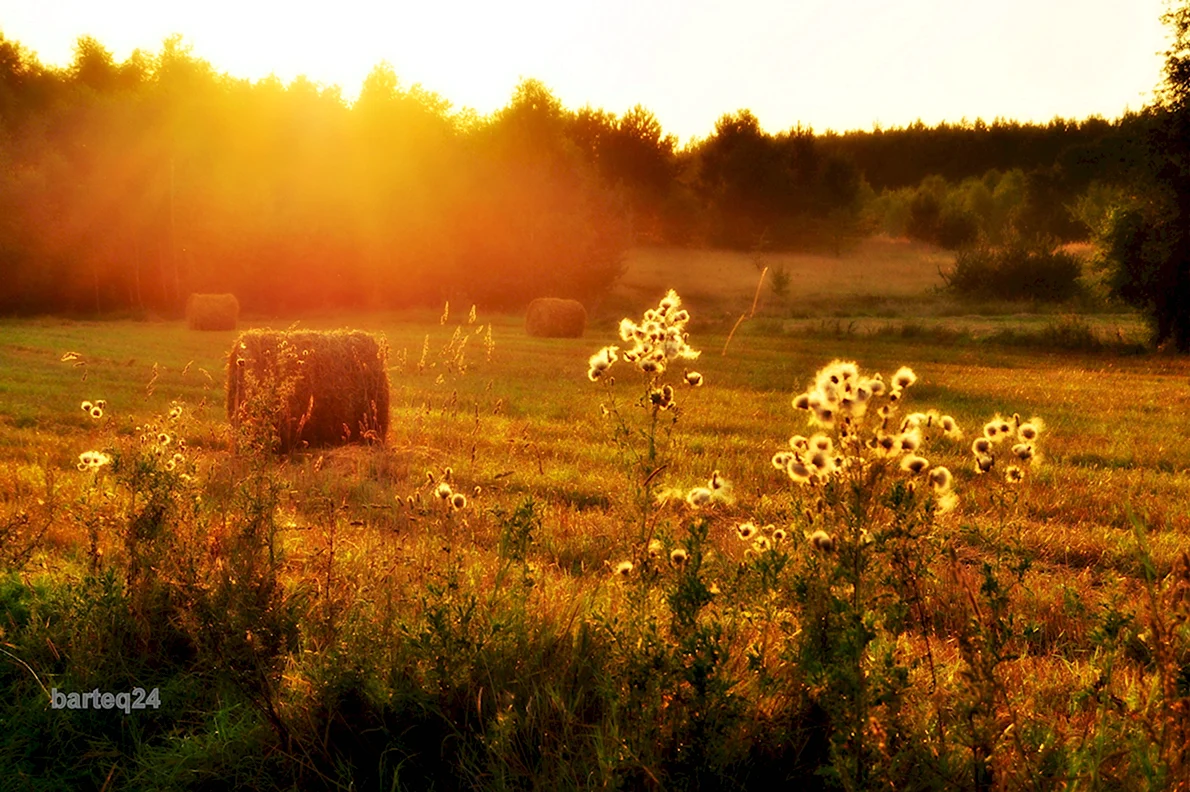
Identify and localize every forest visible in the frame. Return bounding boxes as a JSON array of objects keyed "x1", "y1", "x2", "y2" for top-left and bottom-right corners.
[{"x1": 0, "y1": 31, "x2": 1174, "y2": 316}]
